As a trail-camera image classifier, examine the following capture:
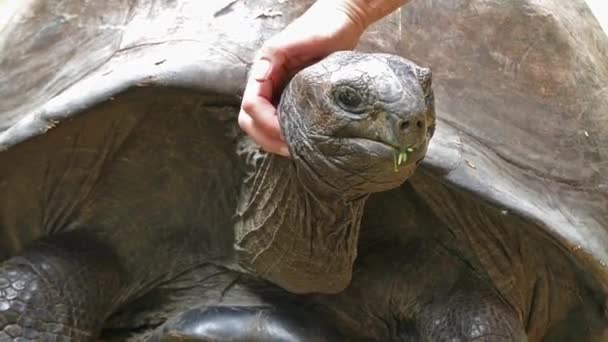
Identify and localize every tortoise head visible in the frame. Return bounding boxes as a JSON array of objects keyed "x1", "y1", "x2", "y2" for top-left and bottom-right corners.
[
  {"x1": 235, "y1": 51, "x2": 435, "y2": 295},
  {"x1": 278, "y1": 51, "x2": 435, "y2": 197}
]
